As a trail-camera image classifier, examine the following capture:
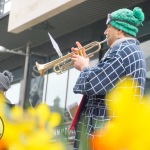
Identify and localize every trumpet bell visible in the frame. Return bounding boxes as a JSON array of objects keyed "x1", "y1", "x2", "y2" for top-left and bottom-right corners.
[{"x1": 35, "y1": 62, "x2": 45, "y2": 76}]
